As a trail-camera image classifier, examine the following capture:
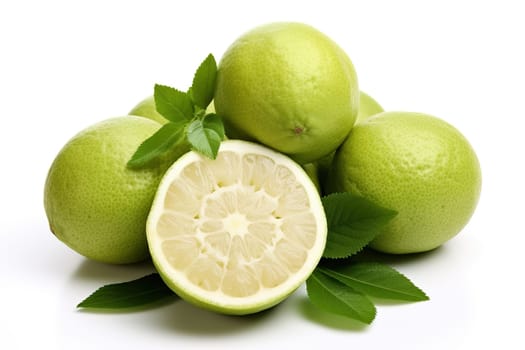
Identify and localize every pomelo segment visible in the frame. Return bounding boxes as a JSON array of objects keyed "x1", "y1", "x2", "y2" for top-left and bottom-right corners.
[{"x1": 147, "y1": 140, "x2": 327, "y2": 314}]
